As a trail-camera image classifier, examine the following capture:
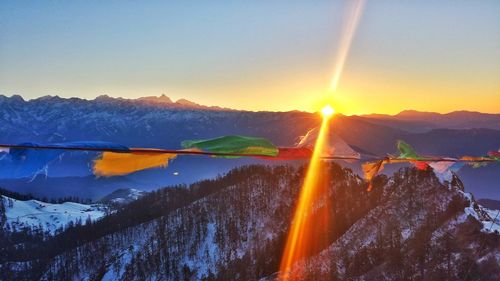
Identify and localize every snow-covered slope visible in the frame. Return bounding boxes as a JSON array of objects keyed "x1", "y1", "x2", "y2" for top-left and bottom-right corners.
[
  {"x1": 463, "y1": 192, "x2": 500, "y2": 233},
  {"x1": 1, "y1": 195, "x2": 107, "y2": 235}
]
